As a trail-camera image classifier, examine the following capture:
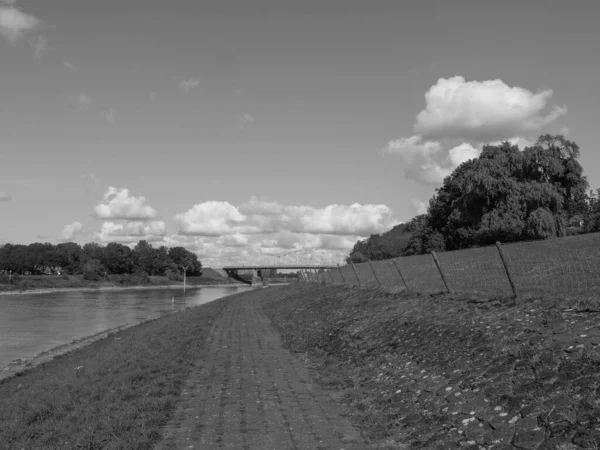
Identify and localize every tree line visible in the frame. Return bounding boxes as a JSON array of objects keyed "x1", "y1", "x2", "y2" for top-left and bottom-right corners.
[
  {"x1": 349, "y1": 134, "x2": 600, "y2": 262},
  {"x1": 0, "y1": 240, "x2": 202, "y2": 281}
]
